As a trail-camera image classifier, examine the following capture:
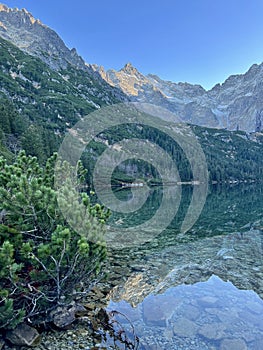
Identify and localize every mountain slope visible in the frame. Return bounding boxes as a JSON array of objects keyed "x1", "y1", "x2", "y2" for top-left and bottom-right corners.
[
  {"x1": 0, "y1": 4, "x2": 126, "y2": 102},
  {"x1": 0, "y1": 4, "x2": 85, "y2": 70},
  {"x1": 0, "y1": 36, "x2": 120, "y2": 128},
  {"x1": 82, "y1": 121, "x2": 263, "y2": 184},
  {"x1": 0, "y1": 3, "x2": 262, "y2": 184},
  {"x1": 93, "y1": 62, "x2": 263, "y2": 132},
  {"x1": 0, "y1": 34, "x2": 125, "y2": 161},
  {"x1": 1, "y1": 3, "x2": 263, "y2": 133}
]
